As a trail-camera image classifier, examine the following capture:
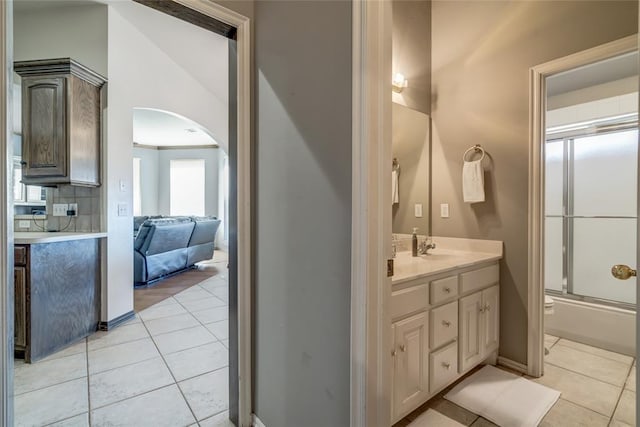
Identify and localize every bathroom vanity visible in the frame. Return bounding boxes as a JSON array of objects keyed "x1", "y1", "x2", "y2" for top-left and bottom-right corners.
[{"x1": 391, "y1": 237, "x2": 502, "y2": 423}]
